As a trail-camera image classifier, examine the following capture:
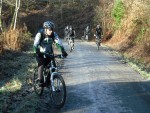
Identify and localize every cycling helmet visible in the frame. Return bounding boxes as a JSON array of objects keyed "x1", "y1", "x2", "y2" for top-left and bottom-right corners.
[
  {"x1": 43, "y1": 21, "x2": 55, "y2": 30},
  {"x1": 97, "y1": 25, "x2": 100, "y2": 27},
  {"x1": 69, "y1": 26, "x2": 72, "y2": 31}
]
